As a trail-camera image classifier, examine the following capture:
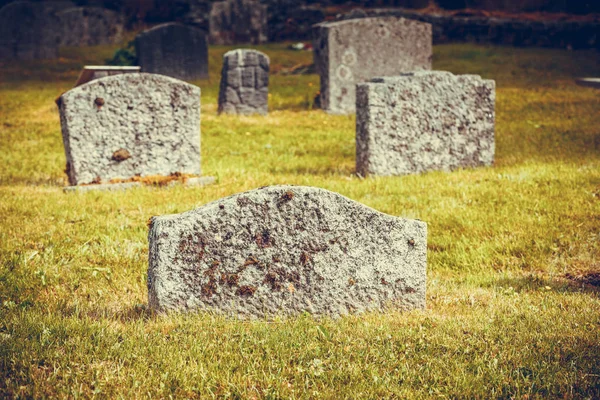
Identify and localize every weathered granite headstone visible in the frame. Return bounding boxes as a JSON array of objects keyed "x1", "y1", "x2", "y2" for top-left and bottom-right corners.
[
  {"x1": 57, "y1": 73, "x2": 203, "y2": 186},
  {"x1": 135, "y1": 23, "x2": 209, "y2": 81},
  {"x1": 218, "y1": 49, "x2": 269, "y2": 115},
  {"x1": 0, "y1": 1, "x2": 61, "y2": 60},
  {"x1": 313, "y1": 17, "x2": 432, "y2": 114},
  {"x1": 209, "y1": 0, "x2": 268, "y2": 45},
  {"x1": 56, "y1": 7, "x2": 124, "y2": 47},
  {"x1": 356, "y1": 71, "x2": 495, "y2": 176},
  {"x1": 74, "y1": 65, "x2": 140, "y2": 87},
  {"x1": 148, "y1": 185, "x2": 427, "y2": 318}
]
